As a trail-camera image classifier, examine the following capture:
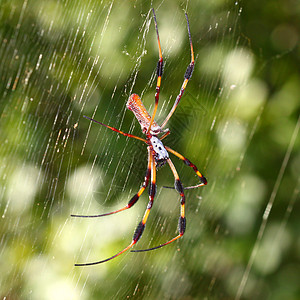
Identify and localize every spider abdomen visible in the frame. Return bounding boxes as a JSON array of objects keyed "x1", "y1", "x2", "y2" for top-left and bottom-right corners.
[{"x1": 127, "y1": 94, "x2": 162, "y2": 135}]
